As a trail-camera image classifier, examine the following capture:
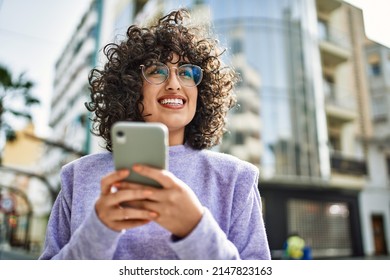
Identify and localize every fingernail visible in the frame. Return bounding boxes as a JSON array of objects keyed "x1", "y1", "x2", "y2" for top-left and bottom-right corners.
[
  {"x1": 144, "y1": 190, "x2": 153, "y2": 196},
  {"x1": 149, "y1": 212, "x2": 158, "y2": 218},
  {"x1": 133, "y1": 165, "x2": 142, "y2": 172},
  {"x1": 120, "y1": 169, "x2": 129, "y2": 176}
]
